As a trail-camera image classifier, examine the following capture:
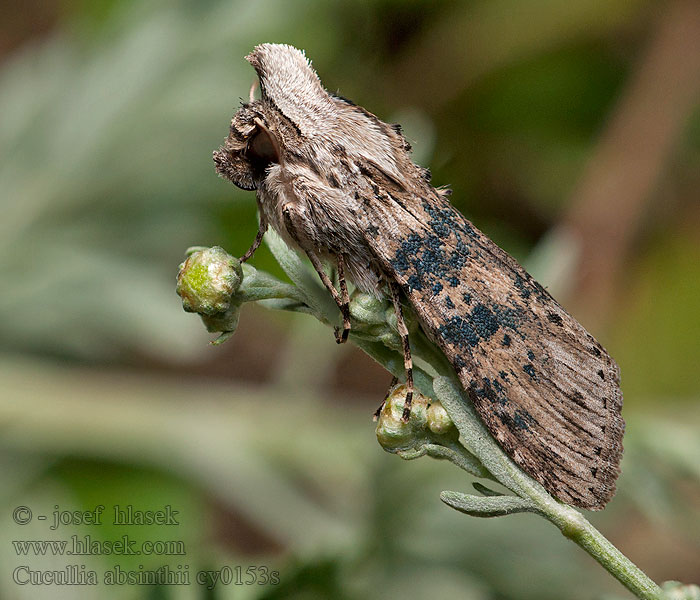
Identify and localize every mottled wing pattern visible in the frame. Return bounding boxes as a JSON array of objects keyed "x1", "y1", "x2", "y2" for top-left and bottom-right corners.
[{"x1": 354, "y1": 164, "x2": 624, "y2": 510}]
